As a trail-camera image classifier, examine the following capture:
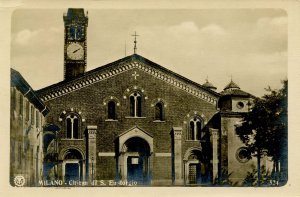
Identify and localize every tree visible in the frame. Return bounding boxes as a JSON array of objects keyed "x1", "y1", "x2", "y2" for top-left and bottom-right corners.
[{"x1": 235, "y1": 80, "x2": 287, "y2": 186}]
